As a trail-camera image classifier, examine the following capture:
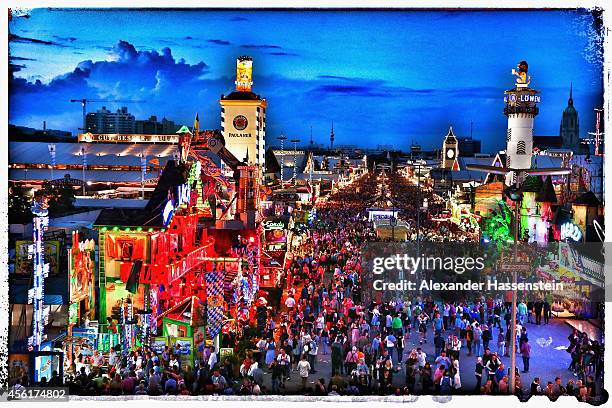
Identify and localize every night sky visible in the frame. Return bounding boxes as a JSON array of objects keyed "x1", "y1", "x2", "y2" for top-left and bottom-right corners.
[{"x1": 8, "y1": 9, "x2": 604, "y2": 152}]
